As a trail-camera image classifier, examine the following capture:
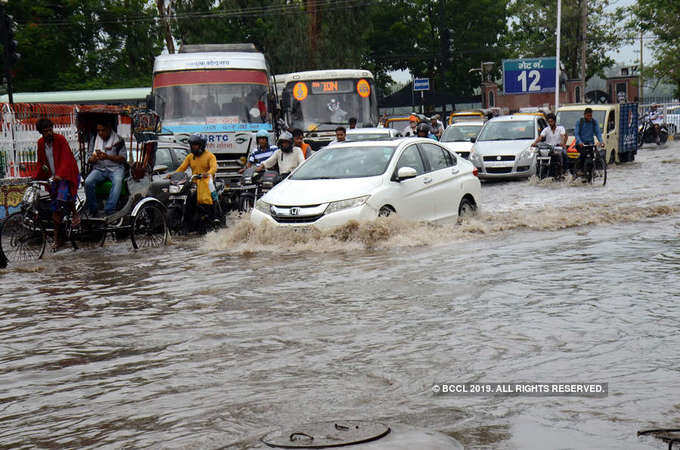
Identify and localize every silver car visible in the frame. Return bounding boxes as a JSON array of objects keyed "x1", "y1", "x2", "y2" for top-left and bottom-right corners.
[
  {"x1": 469, "y1": 115, "x2": 548, "y2": 179},
  {"x1": 345, "y1": 127, "x2": 402, "y2": 141}
]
